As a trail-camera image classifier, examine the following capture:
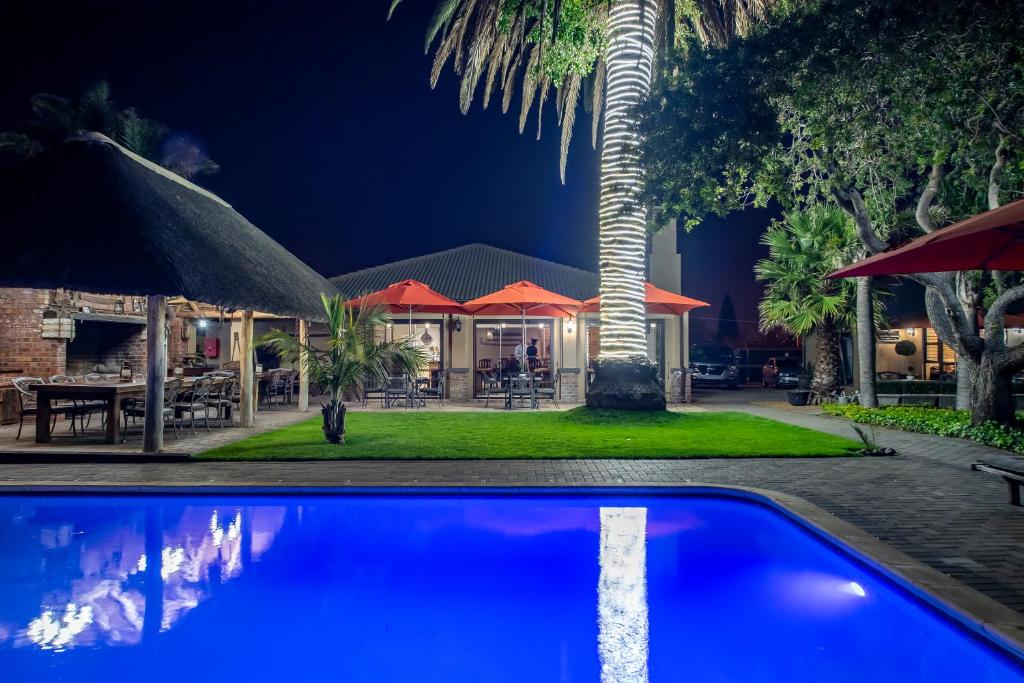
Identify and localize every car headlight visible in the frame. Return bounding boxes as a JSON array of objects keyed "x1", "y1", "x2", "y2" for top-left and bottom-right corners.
[{"x1": 728, "y1": 365, "x2": 737, "y2": 373}]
